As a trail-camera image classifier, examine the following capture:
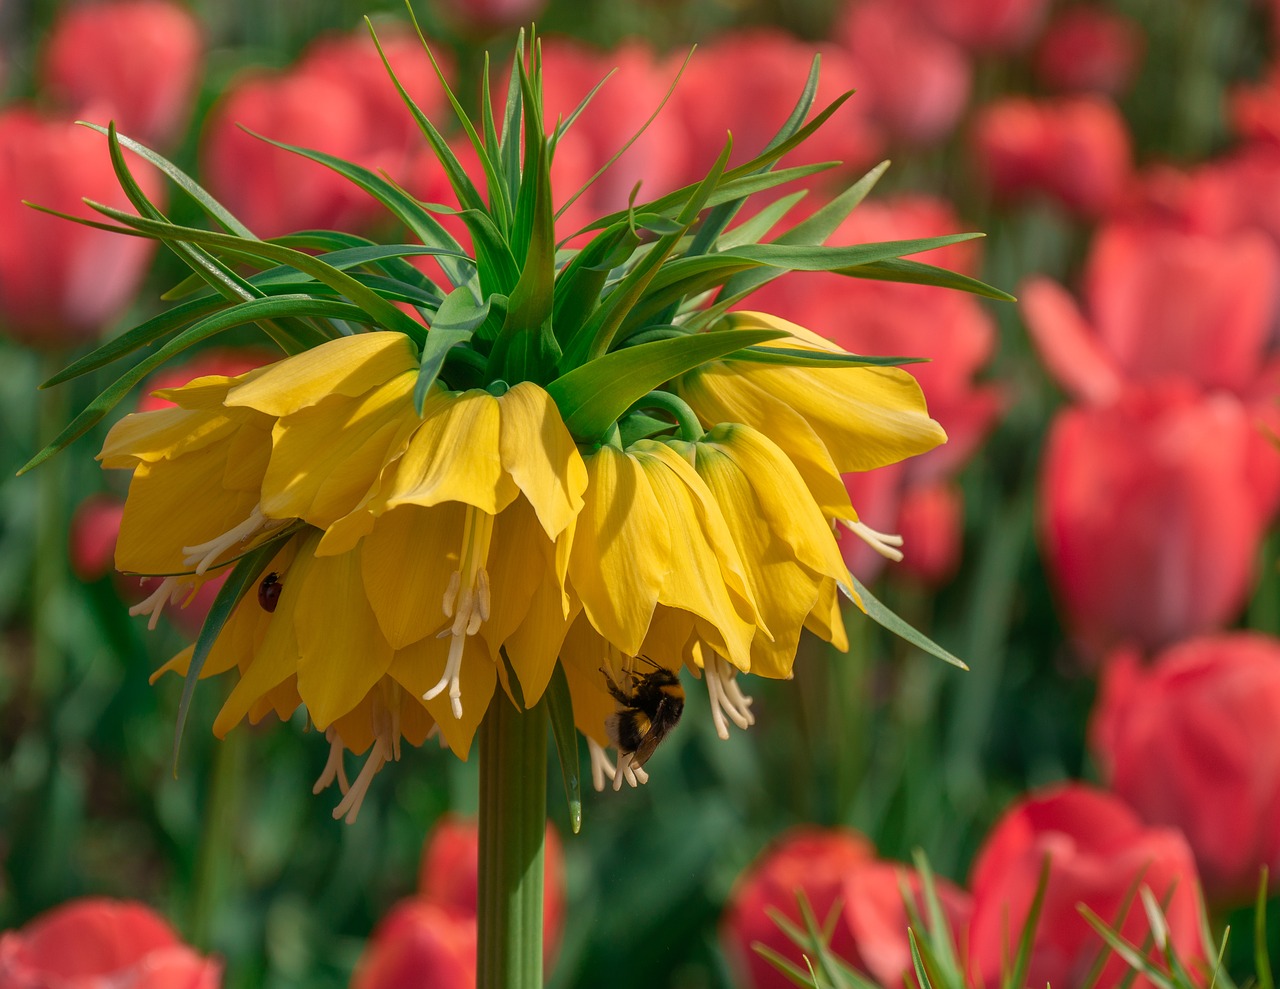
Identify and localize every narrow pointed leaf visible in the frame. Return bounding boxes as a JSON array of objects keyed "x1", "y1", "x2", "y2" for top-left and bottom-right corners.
[
  {"x1": 544, "y1": 662, "x2": 582, "y2": 834},
  {"x1": 415, "y1": 287, "x2": 496, "y2": 412},
  {"x1": 546, "y1": 327, "x2": 785, "y2": 441},
  {"x1": 838, "y1": 257, "x2": 1017, "y2": 302},
  {"x1": 847, "y1": 575, "x2": 967, "y2": 670}
]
